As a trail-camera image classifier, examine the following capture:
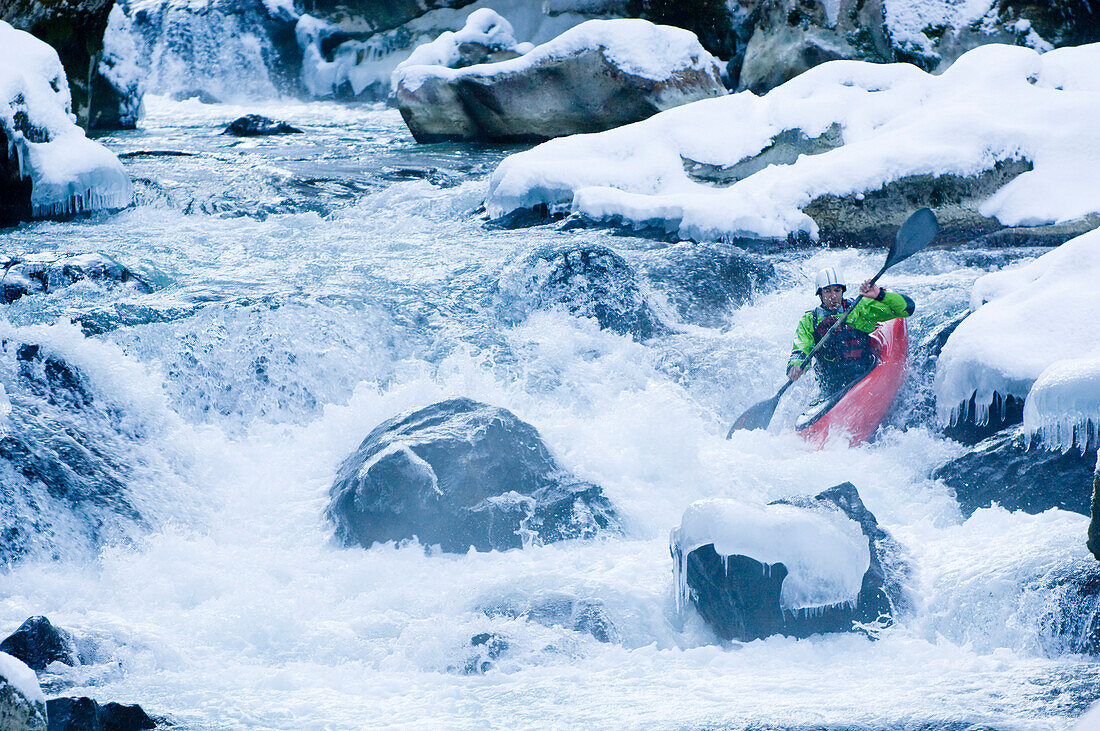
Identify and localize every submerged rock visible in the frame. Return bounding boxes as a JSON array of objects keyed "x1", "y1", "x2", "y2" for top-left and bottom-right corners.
[
  {"x1": 327, "y1": 398, "x2": 618, "y2": 553},
  {"x1": 933, "y1": 429, "x2": 1096, "y2": 517},
  {"x1": 0, "y1": 652, "x2": 46, "y2": 731},
  {"x1": 1, "y1": 253, "x2": 154, "y2": 304},
  {"x1": 495, "y1": 243, "x2": 664, "y2": 340},
  {"x1": 461, "y1": 632, "x2": 510, "y2": 675},
  {"x1": 223, "y1": 115, "x2": 302, "y2": 137},
  {"x1": 45, "y1": 697, "x2": 156, "y2": 731},
  {"x1": 1027, "y1": 556, "x2": 1100, "y2": 656},
  {"x1": 636, "y1": 242, "x2": 775, "y2": 327},
  {"x1": 0, "y1": 617, "x2": 77, "y2": 672},
  {"x1": 480, "y1": 590, "x2": 618, "y2": 643},
  {"x1": 395, "y1": 18, "x2": 726, "y2": 143},
  {"x1": 671, "y1": 482, "x2": 906, "y2": 642}
]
